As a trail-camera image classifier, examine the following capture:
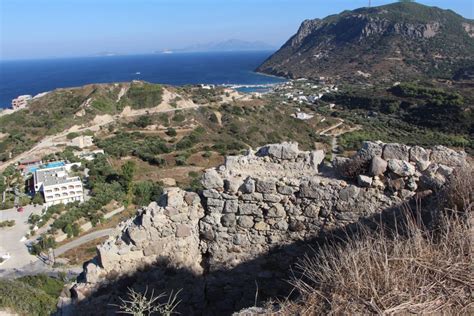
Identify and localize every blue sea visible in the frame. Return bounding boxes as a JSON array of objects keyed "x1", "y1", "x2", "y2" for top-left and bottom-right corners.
[{"x1": 0, "y1": 51, "x2": 285, "y2": 108}]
